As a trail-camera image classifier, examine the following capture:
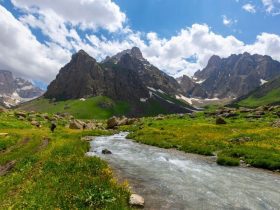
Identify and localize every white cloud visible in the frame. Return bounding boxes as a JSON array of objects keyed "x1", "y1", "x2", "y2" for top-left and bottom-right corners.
[
  {"x1": 0, "y1": 5, "x2": 70, "y2": 82},
  {"x1": 11, "y1": 0, "x2": 126, "y2": 32},
  {"x1": 242, "y1": 3, "x2": 256, "y2": 13},
  {"x1": 261, "y1": 0, "x2": 280, "y2": 15},
  {"x1": 1, "y1": 1, "x2": 280, "y2": 83},
  {"x1": 222, "y1": 15, "x2": 237, "y2": 27}
]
